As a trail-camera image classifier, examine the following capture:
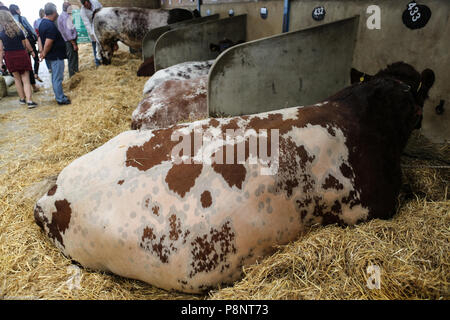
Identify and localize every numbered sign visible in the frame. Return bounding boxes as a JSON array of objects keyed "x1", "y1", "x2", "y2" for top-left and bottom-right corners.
[
  {"x1": 260, "y1": 7, "x2": 268, "y2": 20},
  {"x1": 312, "y1": 6, "x2": 326, "y2": 21},
  {"x1": 402, "y1": 1, "x2": 432, "y2": 29}
]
